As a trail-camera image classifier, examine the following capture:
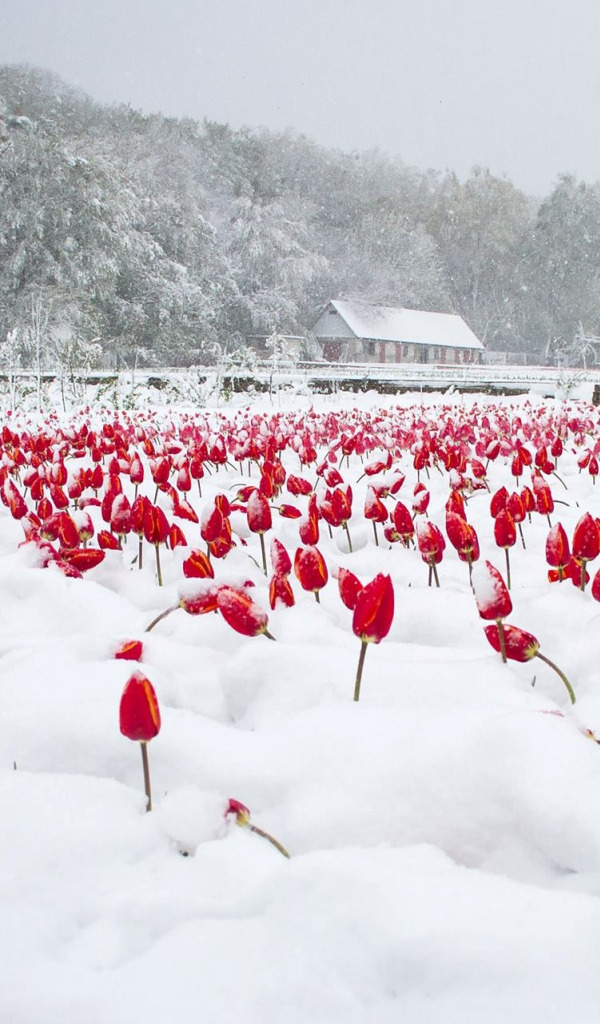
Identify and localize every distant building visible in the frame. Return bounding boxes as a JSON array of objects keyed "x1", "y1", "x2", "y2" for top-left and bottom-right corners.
[{"x1": 312, "y1": 299, "x2": 484, "y2": 365}]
